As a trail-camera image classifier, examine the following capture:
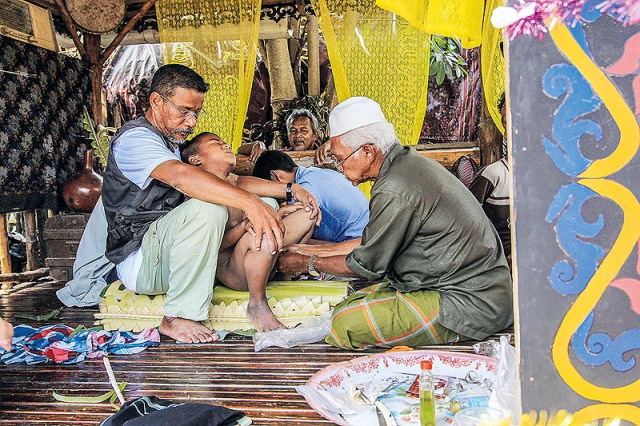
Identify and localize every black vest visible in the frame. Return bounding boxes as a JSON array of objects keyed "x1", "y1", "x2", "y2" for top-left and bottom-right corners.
[{"x1": 103, "y1": 118, "x2": 185, "y2": 264}]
